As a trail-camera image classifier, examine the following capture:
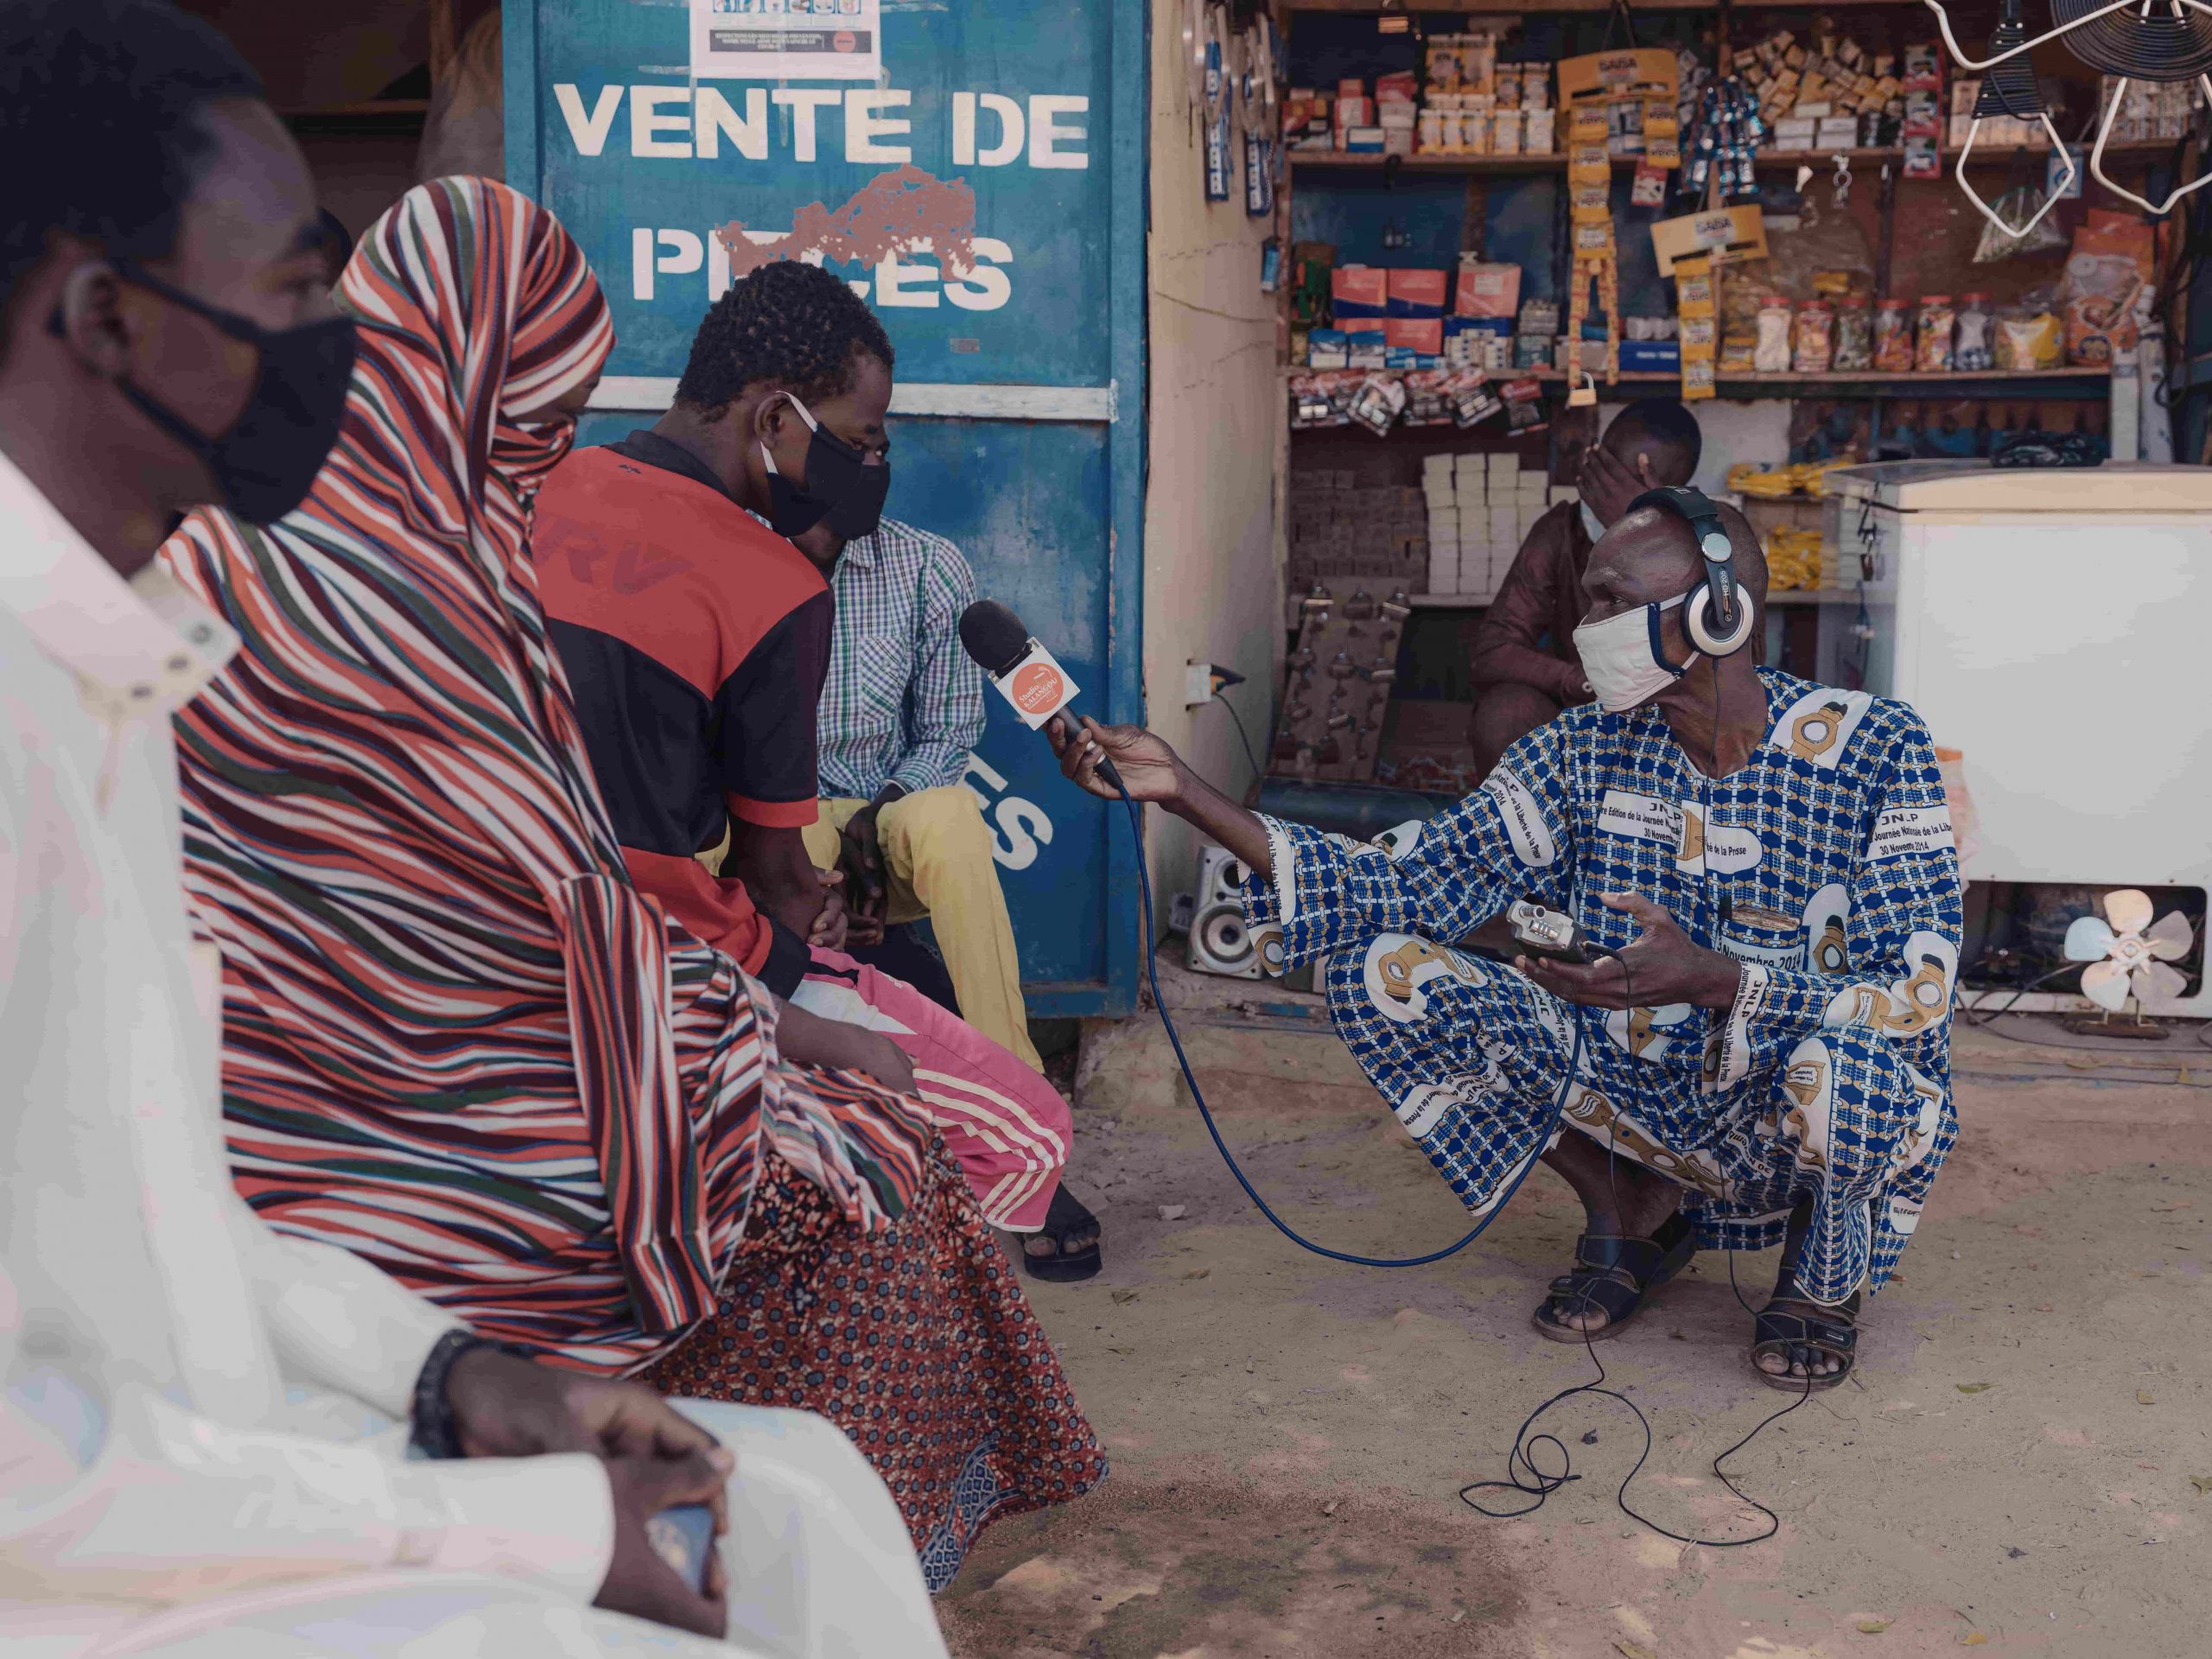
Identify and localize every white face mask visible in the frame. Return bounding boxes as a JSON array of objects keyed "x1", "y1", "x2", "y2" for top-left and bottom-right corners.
[{"x1": 1572, "y1": 591, "x2": 1699, "y2": 712}]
